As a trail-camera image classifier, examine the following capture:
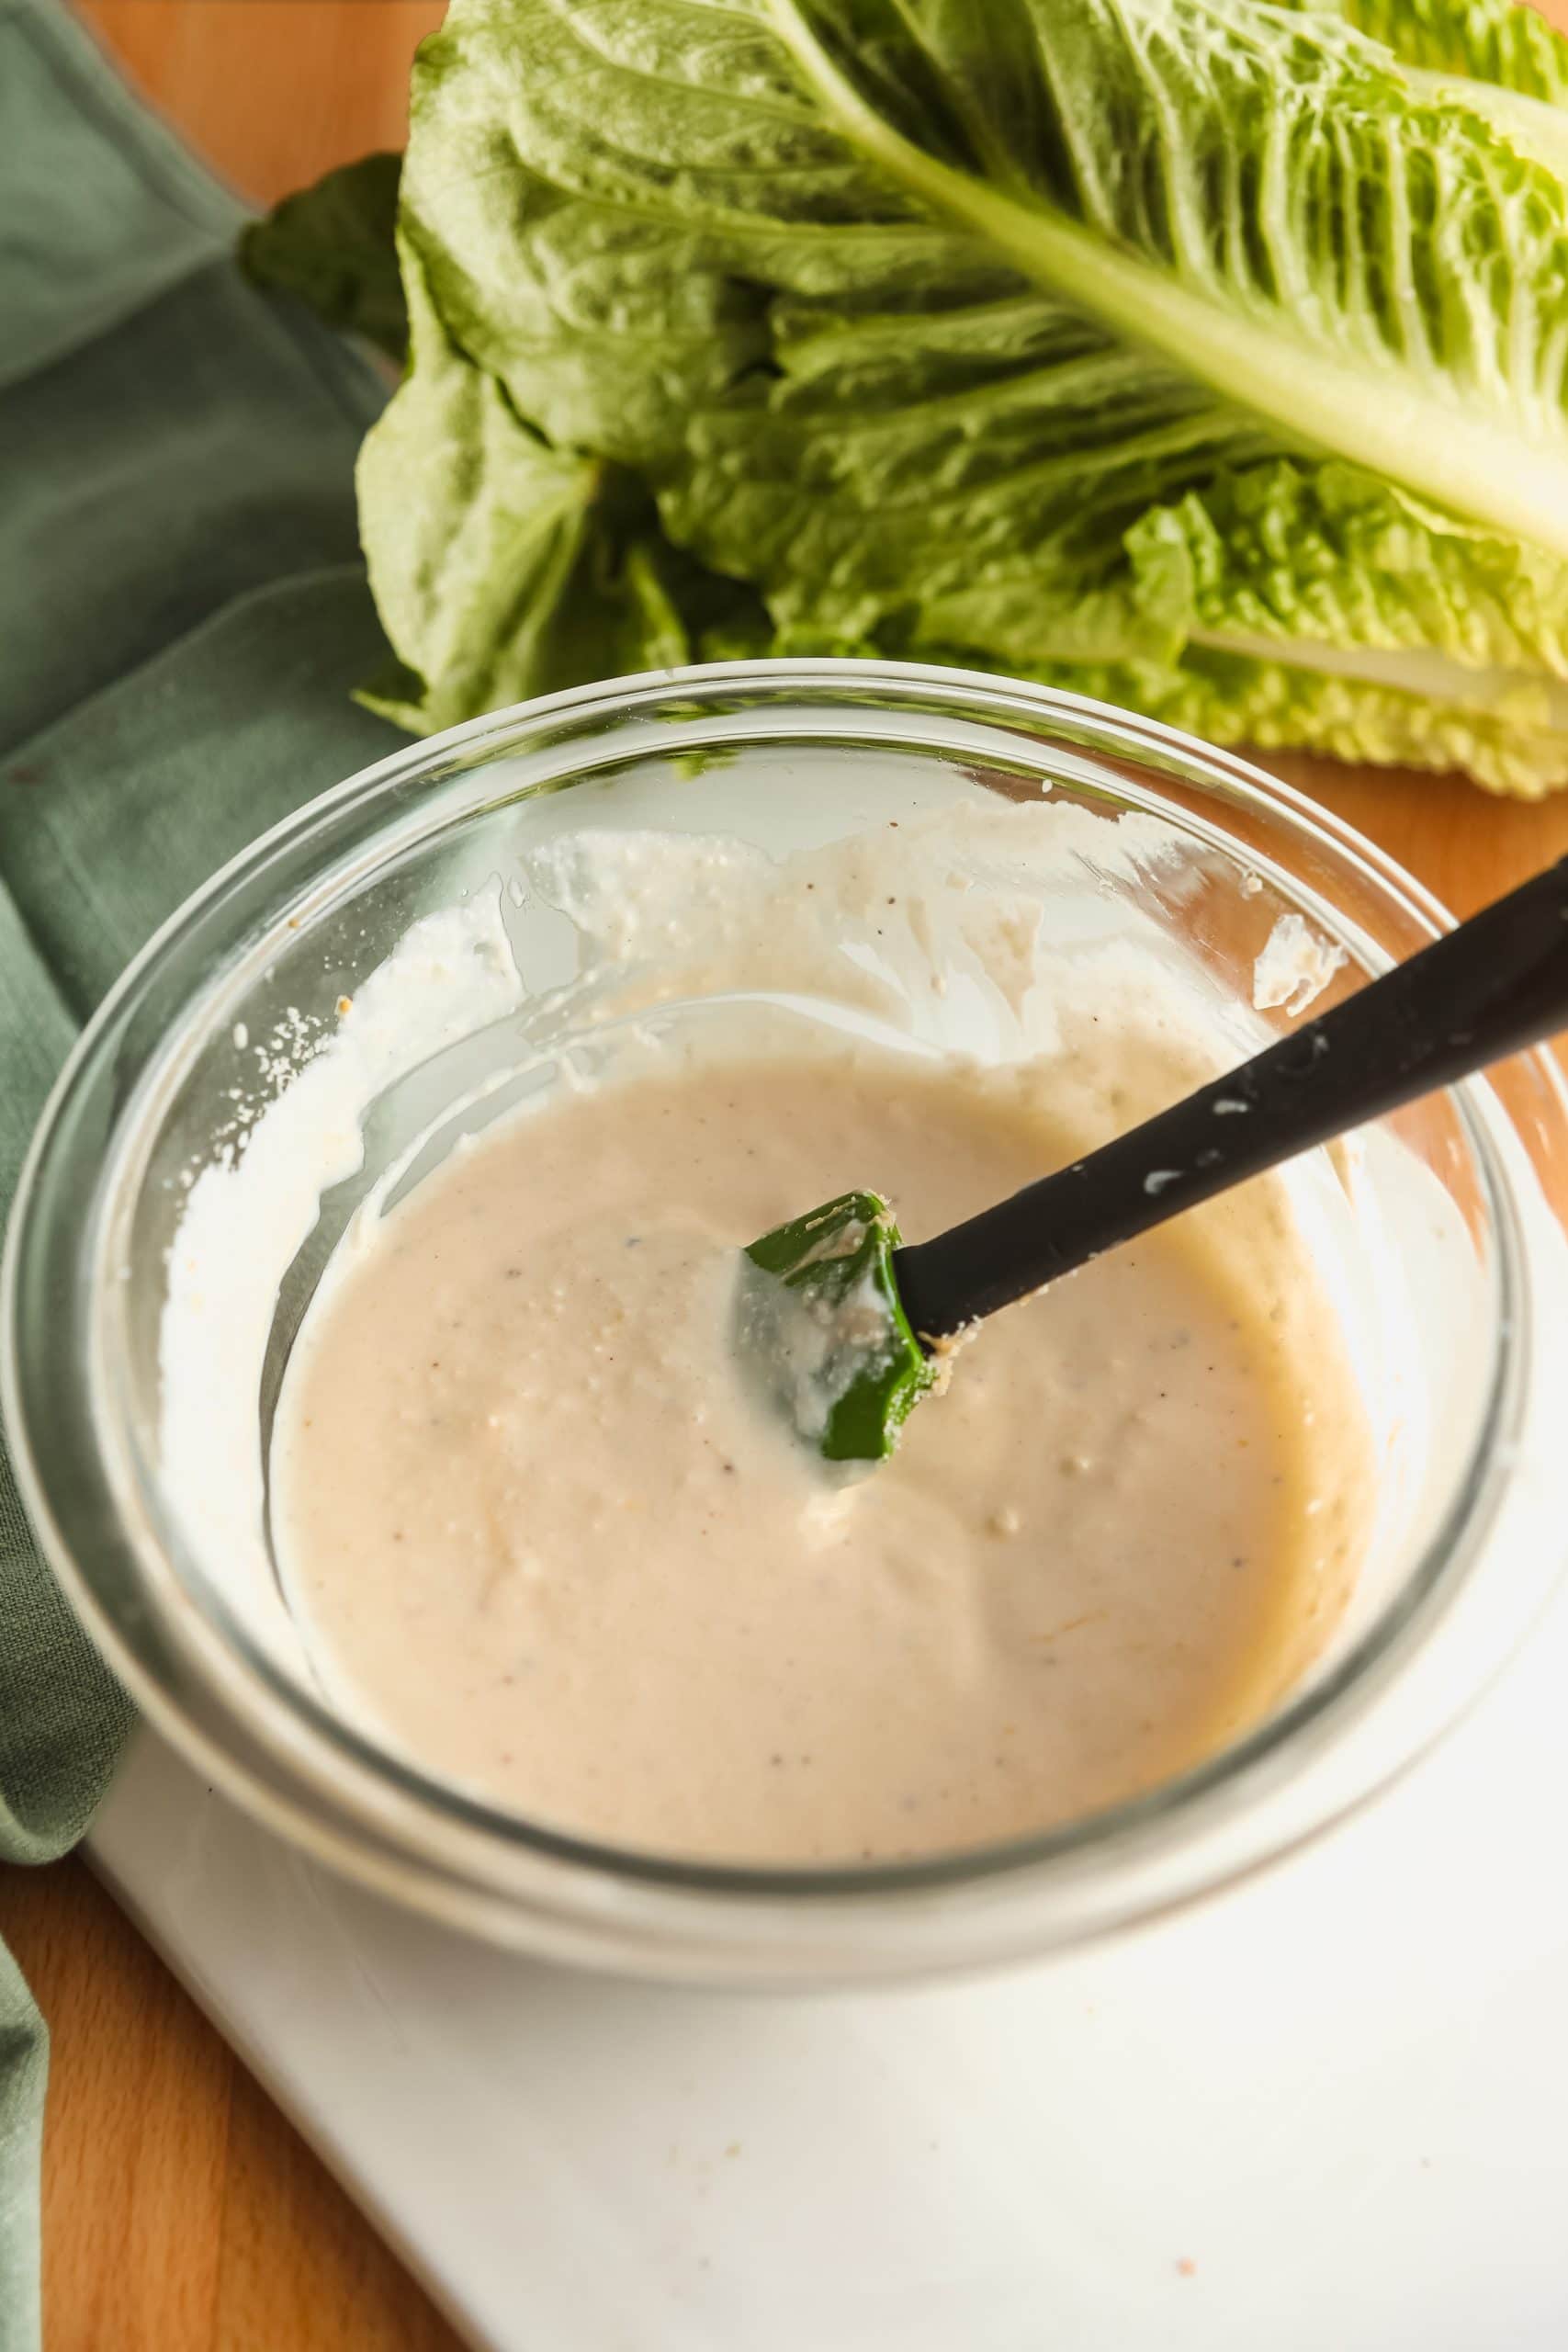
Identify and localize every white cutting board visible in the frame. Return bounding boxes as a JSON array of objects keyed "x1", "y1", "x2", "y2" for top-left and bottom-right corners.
[{"x1": 89, "y1": 1564, "x2": 1568, "y2": 2352}]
